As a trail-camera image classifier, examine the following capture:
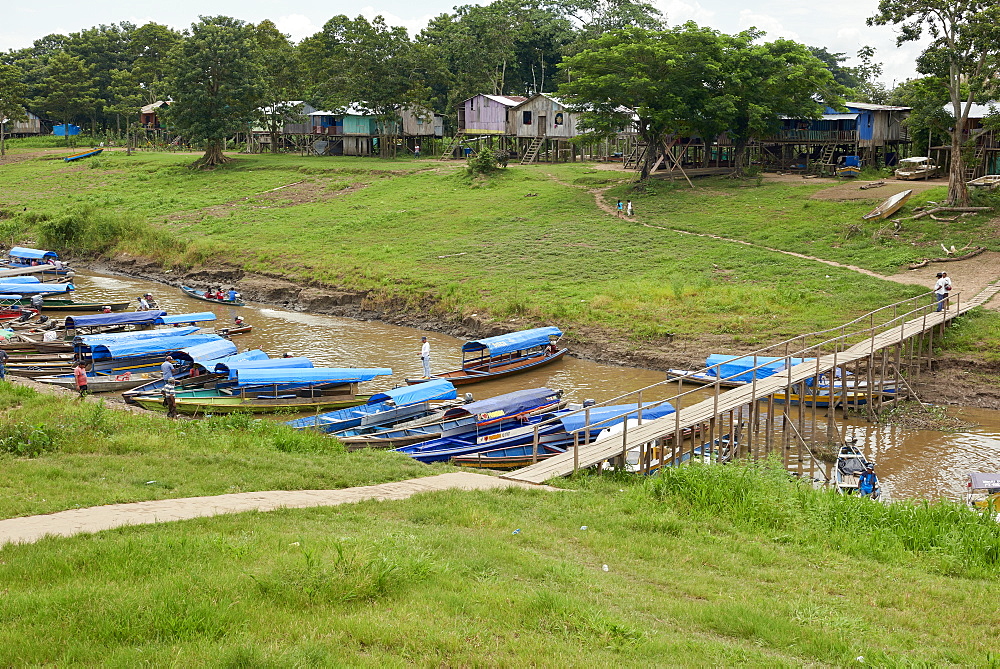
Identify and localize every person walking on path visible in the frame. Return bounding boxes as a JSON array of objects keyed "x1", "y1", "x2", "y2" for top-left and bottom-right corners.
[
  {"x1": 626, "y1": 200, "x2": 633, "y2": 217},
  {"x1": 934, "y1": 272, "x2": 952, "y2": 312},
  {"x1": 420, "y1": 336, "x2": 431, "y2": 378},
  {"x1": 414, "y1": 144, "x2": 420, "y2": 159},
  {"x1": 0, "y1": 348, "x2": 7, "y2": 381},
  {"x1": 73, "y1": 362, "x2": 89, "y2": 399},
  {"x1": 161, "y1": 380, "x2": 178, "y2": 419},
  {"x1": 616, "y1": 200, "x2": 624, "y2": 217},
  {"x1": 160, "y1": 356, "x2": 176, "y2": 382}
]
